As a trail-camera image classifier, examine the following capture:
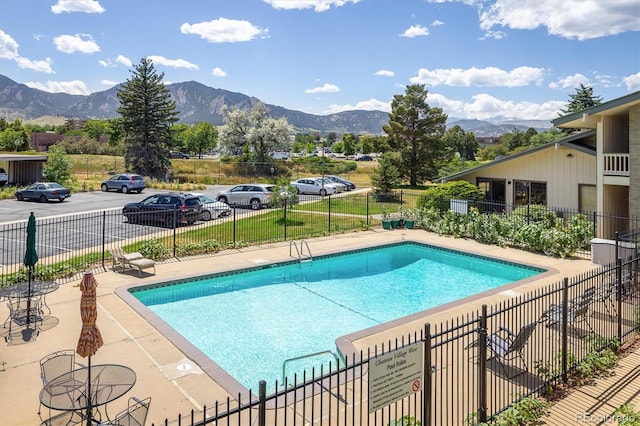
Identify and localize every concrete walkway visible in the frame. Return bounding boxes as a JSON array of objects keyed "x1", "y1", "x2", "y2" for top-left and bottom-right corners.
[{"x1": 0, "y1": 229, "x2": 633, "y2": 425}]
